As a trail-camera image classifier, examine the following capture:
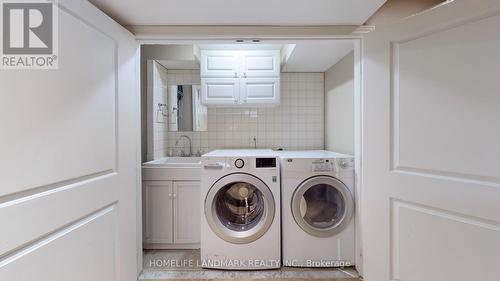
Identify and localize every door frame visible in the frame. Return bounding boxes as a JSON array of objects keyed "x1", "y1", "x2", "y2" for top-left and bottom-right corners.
[{"x1": 135, "y1": 35, "x2": 365, "y2": 275}]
